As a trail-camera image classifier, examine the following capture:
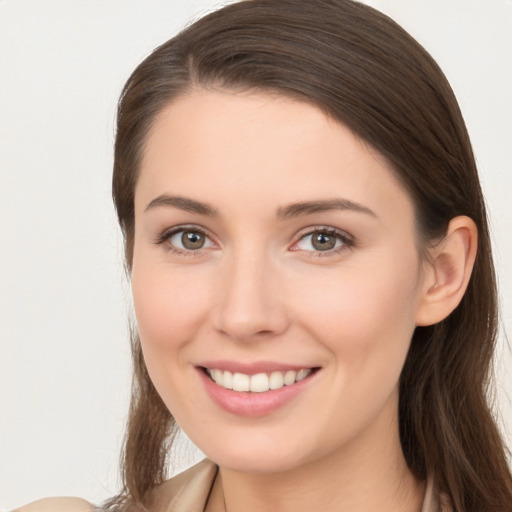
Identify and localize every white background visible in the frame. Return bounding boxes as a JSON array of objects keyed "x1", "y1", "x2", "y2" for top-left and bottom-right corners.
[{"x1": 0, "y1": 0, "x2": 510, "y2": 509}]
